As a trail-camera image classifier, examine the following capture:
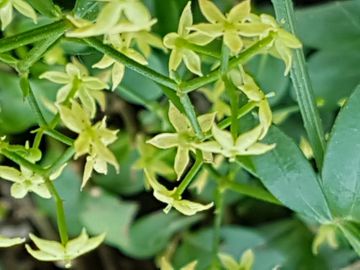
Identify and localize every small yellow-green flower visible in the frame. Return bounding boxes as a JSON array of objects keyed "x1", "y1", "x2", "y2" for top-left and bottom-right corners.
[
  {"x1": 219, "y1": 249, "x2": 255, "y2": 270},
  {"x1": 26, "y1": 229, "x2": 105, "y2": 268},
  {"x1": 0, "y1": 164, "x2": 65, "y2": 199},
  {"x1": 145, "y1": 170, "x2": 213, "y2": 216},
  {"x1": 163, "y1": 1, "x2": 213, "y2": 76},
  {"x1": 126, "y1": 30, "x2": 166, "y2": 58},
  {"x1": 58, "y1": 101, "x2": 119, "y2": 189},
  {"x1": 229, "y1": 68, "x2": 272, "y2": 139},
  {"x1": 147, "y1": 102, "x2": 215, "y2": 179},
  {"x1": 0, "y1": 235, "x2": 25, "y2": 247},
  {"x1": 196, "y1": 124, "x2": 275, "y2": 162},
  {"x1": 312, "y1": 224, "x2": 338, "y2": 255},
  {"x1": 66, "y1": 0, "x2": 155, "y2": 38},
  {"x1": 160, "y1": 257, "x2": 197, "y2": 270},
  {"x1": 40, "y1": 58, "x2": 108, "y2": 118},
  {"x1": 252, "y1": 14, "x2": 302, "y2": 75},
  {"x1": 93, "y1": 33, "x2": 148, "y2": 90},
  {"x1": 190, "y1": 0, "x2": 267, "y2": 54},
  {"x1": 0, "y1": 0, "x2": 37, "y2": 30}
]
